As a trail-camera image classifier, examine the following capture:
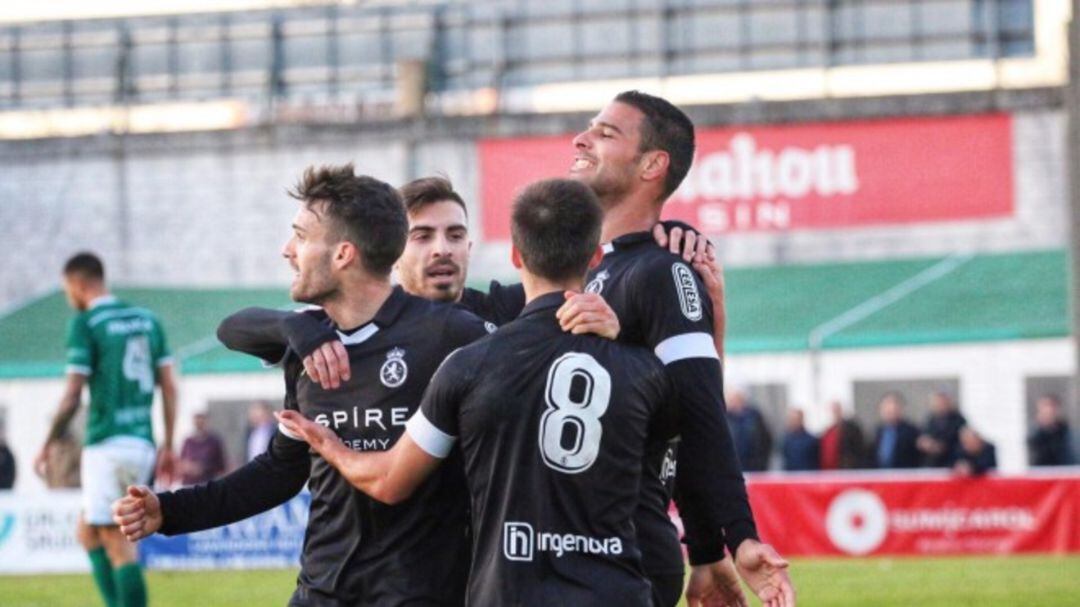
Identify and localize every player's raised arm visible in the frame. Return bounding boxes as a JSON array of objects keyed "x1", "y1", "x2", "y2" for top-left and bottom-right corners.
[
  {"x1": 217, "y1": 307, "x2": 351, "y2": 389},
  {"x1": 217, "y1": 306, "x2": 343, "y2": 364},
  {"x1": 652, "y1": 220, "x2": 714, "y2": 264},
  {"x1": 276, "y1": 410, "x2": 441, "y2": 505}
]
